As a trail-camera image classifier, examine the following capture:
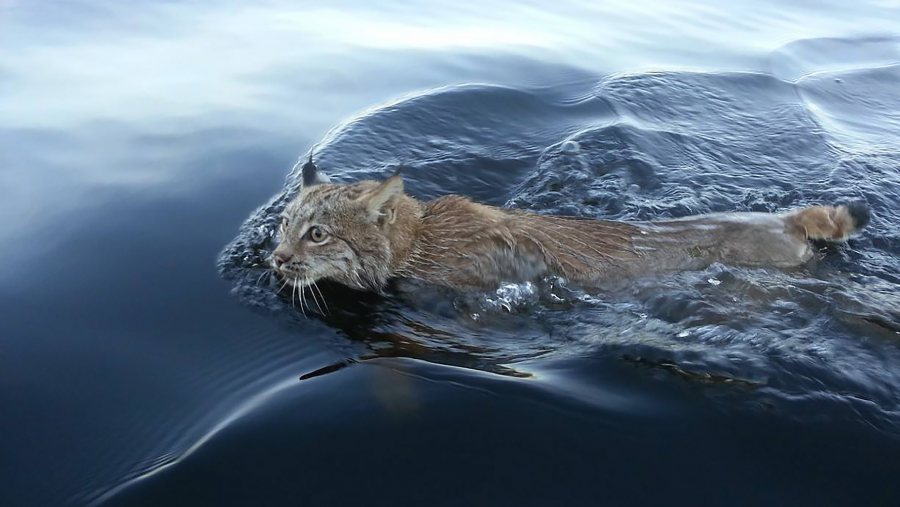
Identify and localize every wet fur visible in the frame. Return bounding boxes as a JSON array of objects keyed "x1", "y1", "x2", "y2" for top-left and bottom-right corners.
[{"x1": 272, "y1": 170, "x2": 869, "y2": 292}]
